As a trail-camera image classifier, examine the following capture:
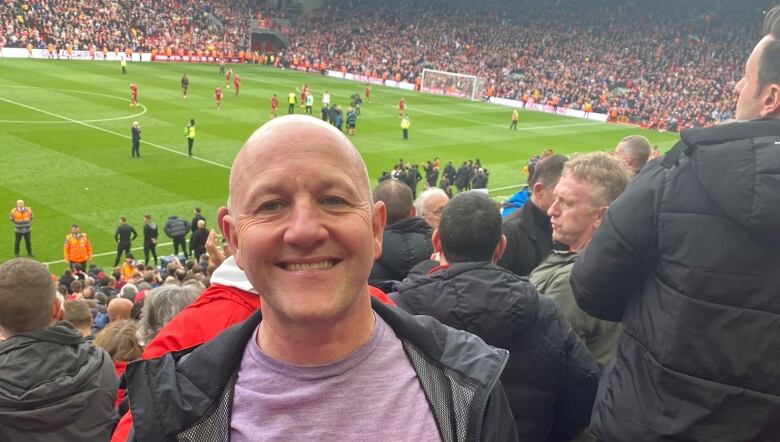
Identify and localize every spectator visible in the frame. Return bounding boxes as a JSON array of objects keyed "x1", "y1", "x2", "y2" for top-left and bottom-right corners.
[
  {"x1": 63, "y1": 300, "x2": 94, "y2": 339},
  {"x1": 570, "y1": 8, "x2": 780, "y2": 439},
  {"x1": 137, "y1": 283, "x2": 202, "y2": 345},
  {"x1": 94, "y1": 319, "x2": 143, "y2": 409},
  {"x1": 122, "y1": 115, "x2": 516, "y2": 441},
  {"x1": 391, "y1": 191, "x2": 599, "y2": 440},
  {"x1": 107, "y1": 297, "x2": 134, "y2": 322},
  {"x1": 499, "y1": 155, "x2": 567, "y2": 277},
  {"x1": 368, "y1": 178, "x2": 433, "y2": 288},
  {"x1": 0, "y1": 258, "x2": 116, "y2": 441},
  {"x1": 530, "y1": 153, "x2": 632, "y2": 368},
  {"x1": 614, "y1": 135, "x2": 652, "y2": 174},
  {"x1": 413, "y1": 187, "x2": 449, "y2": 229}
]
